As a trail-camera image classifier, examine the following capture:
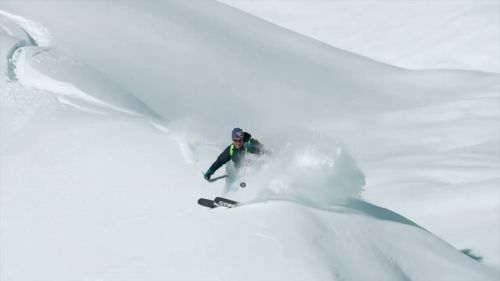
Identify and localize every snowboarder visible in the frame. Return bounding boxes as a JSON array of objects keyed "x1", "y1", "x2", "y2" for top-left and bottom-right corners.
[{"x1": 203, "y1": 128, "x2": 265, "y2": 182}]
